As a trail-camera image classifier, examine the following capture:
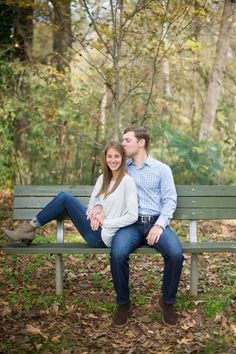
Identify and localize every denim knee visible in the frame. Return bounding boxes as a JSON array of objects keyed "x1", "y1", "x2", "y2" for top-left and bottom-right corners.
[
  {"x1": 58, "y1": 191, "x2": 71, "y2": 200},
  {"x1": 166, "y1": 248, "x2": 184, "y2": 264},
  {"x1": 110, "y1": 247, "x2": 129, "y2": 264}
]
